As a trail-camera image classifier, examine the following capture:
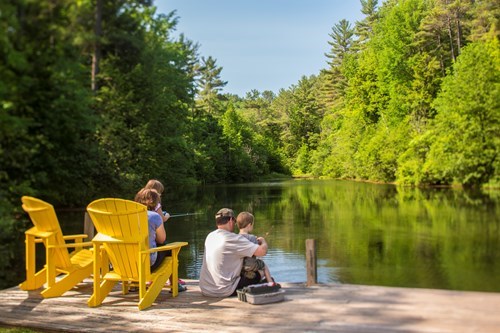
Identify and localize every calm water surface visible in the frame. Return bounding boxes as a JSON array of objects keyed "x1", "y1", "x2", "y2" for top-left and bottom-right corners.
[
  {"x1": 7, "y1": 179, "x2": 500, "y2": 292},
  {"x1": 163, "y1": 179, "x2": 500, "y2": 292}
]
